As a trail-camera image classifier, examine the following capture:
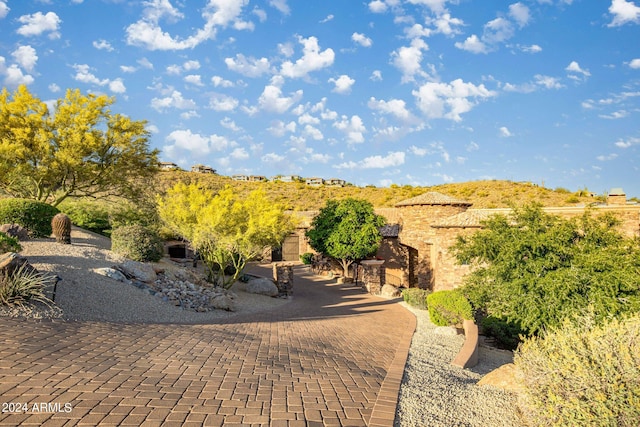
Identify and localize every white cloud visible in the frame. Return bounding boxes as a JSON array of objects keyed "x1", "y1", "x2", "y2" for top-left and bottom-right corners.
[
  {"x1": 520, "y1": 44, "x2": 542, "y2": 53},
  {"x1": 614, "y1": 136, "x2": 640, "y2": 148},
  {"x1": 150, "y1": 90, "x2": 197, "y2": 112},
  {"x1": 407, "y1": 0, "x2": 449, "y2": 14},
  {"x1": 3, "y1": 64, "x2": 34, "y2": 87},
  {"x1": 499, "y1": 126, "x2": 513, "y2": 137},
  {"x1": 184, "y1": 74, "x2": 203, "y2": 86},
  {"x1": 409, "y1": 145, "x2": 428, "y2": 156},
  {"x1": 483, "y1": 17, "x2": 515, "y2": 44},
  {"x1": 93, "y1": 39, "x2": 114, "y2": 51},
  {"x1": 16, "y1": 11, "x2": 61, "y2": 39},
  {"x1": 413, "y1": 79, "x2": 497, "y2": 122},
  {"x1": 269, "y1": 0, "x2": 290, "y2": 15},
  {"x1": 258, "y1": 84, "x2": 303, "y2": 113},
  {"x1": 320, "y1": 15, "x2": 334, "y2": 23},
  {"x1": 455, "y1": 34, "x2": 488, "y2": 54},
  {"x1": 509, "y1": 2, "x2": 531, "y2": 28},
  {"x1": 629, "y1": 58, "x2": 640, "y2": 68},
  {"x1": 108, "y1": 78, "x2": 126, "y2": 94},
  {"x1": 164, "y1": 129, "x2": 233, "y2": 156},
  {"x1": 368, "y1": 0, "x2": 388, "y2": 13},
  {"x1": 352, "y1": 32, "x2": 373, "y2": 47},
  {"x1": 11, "y1": 45, "x2": 37, "y2": 73},
  {"x1": 391, "y1": 38, "x2": 429, "y2": 82},
  {"x1": 209, "y1": 94, "x2": 239, "y2": 111},
  {"x1": 230, "y1": 147, "x2": 250, "y2": 160},
  {"x1": 534, "y1": 74, "x2": 564, "y2": 89},
  {"x1": 280, "y1": 36, "x2": 335, "y2": 79},
  {"x1": 211, "y1": 75, "x2": 234, "y2": 87},
  {"x1": 429, "y1": 13, "x2": 465, "y2": 36},
  {"x1": 368, "y1": 97, "x2": 418, "y2": 123},
  {"x1": 596, "y1": 153, "x2": 619, "y2": 161},
  {"x1": 303, "y1": 124, "x2": 324, "y2": 140},
  {"x1": 0, "y1": 2, "x2": 8, "y2": 19},
  {"x1": 225, "y1": 54, "x2": 272, "y2": 77},
  {"x1": 335, "y1": 151, "x2": 405, "y2": 169},
  {"x1": 126, "y1": 0, "x2": 253, "y2": 50},
  {"x1": 599, "y1": 110, "x2": 629, "y2": 119},
  {"x1": 333, "y1": 115, "x2": 366, "y2": 144},
  {"x1": 565, "y1": 60, "x2": 591, "y2": 80},
  {"x1": 370, "y1": 70, "x2": 383, "y2": 81},
  {"x1": 329, "y1": 75, "x2": 355, "y2": 94},
  {"x1": 268, "y1": 120, "x2": 297, "y2": 136},
  {"x1": 608, "y1": 0, "x2": 640, "y2": 27}
]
